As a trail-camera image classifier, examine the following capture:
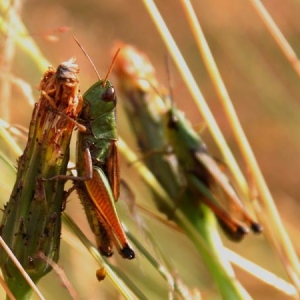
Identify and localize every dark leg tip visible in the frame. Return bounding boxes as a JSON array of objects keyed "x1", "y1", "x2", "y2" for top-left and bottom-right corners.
[
  {"x1": 99, "y1": 248, "x2": 114, "y2": 257},
  {"x1": 236, "y1": 225, "x2": 249, "y2": 236},
  {"x1": 251, "y1": 222, "x2": 263, "y2": 233},
  {"x1": 121, "y1": 245, "x2": 135, "y2": 259},
  {"x1": 218, "y1": 218, "x2": 249, "y2": 242}
]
